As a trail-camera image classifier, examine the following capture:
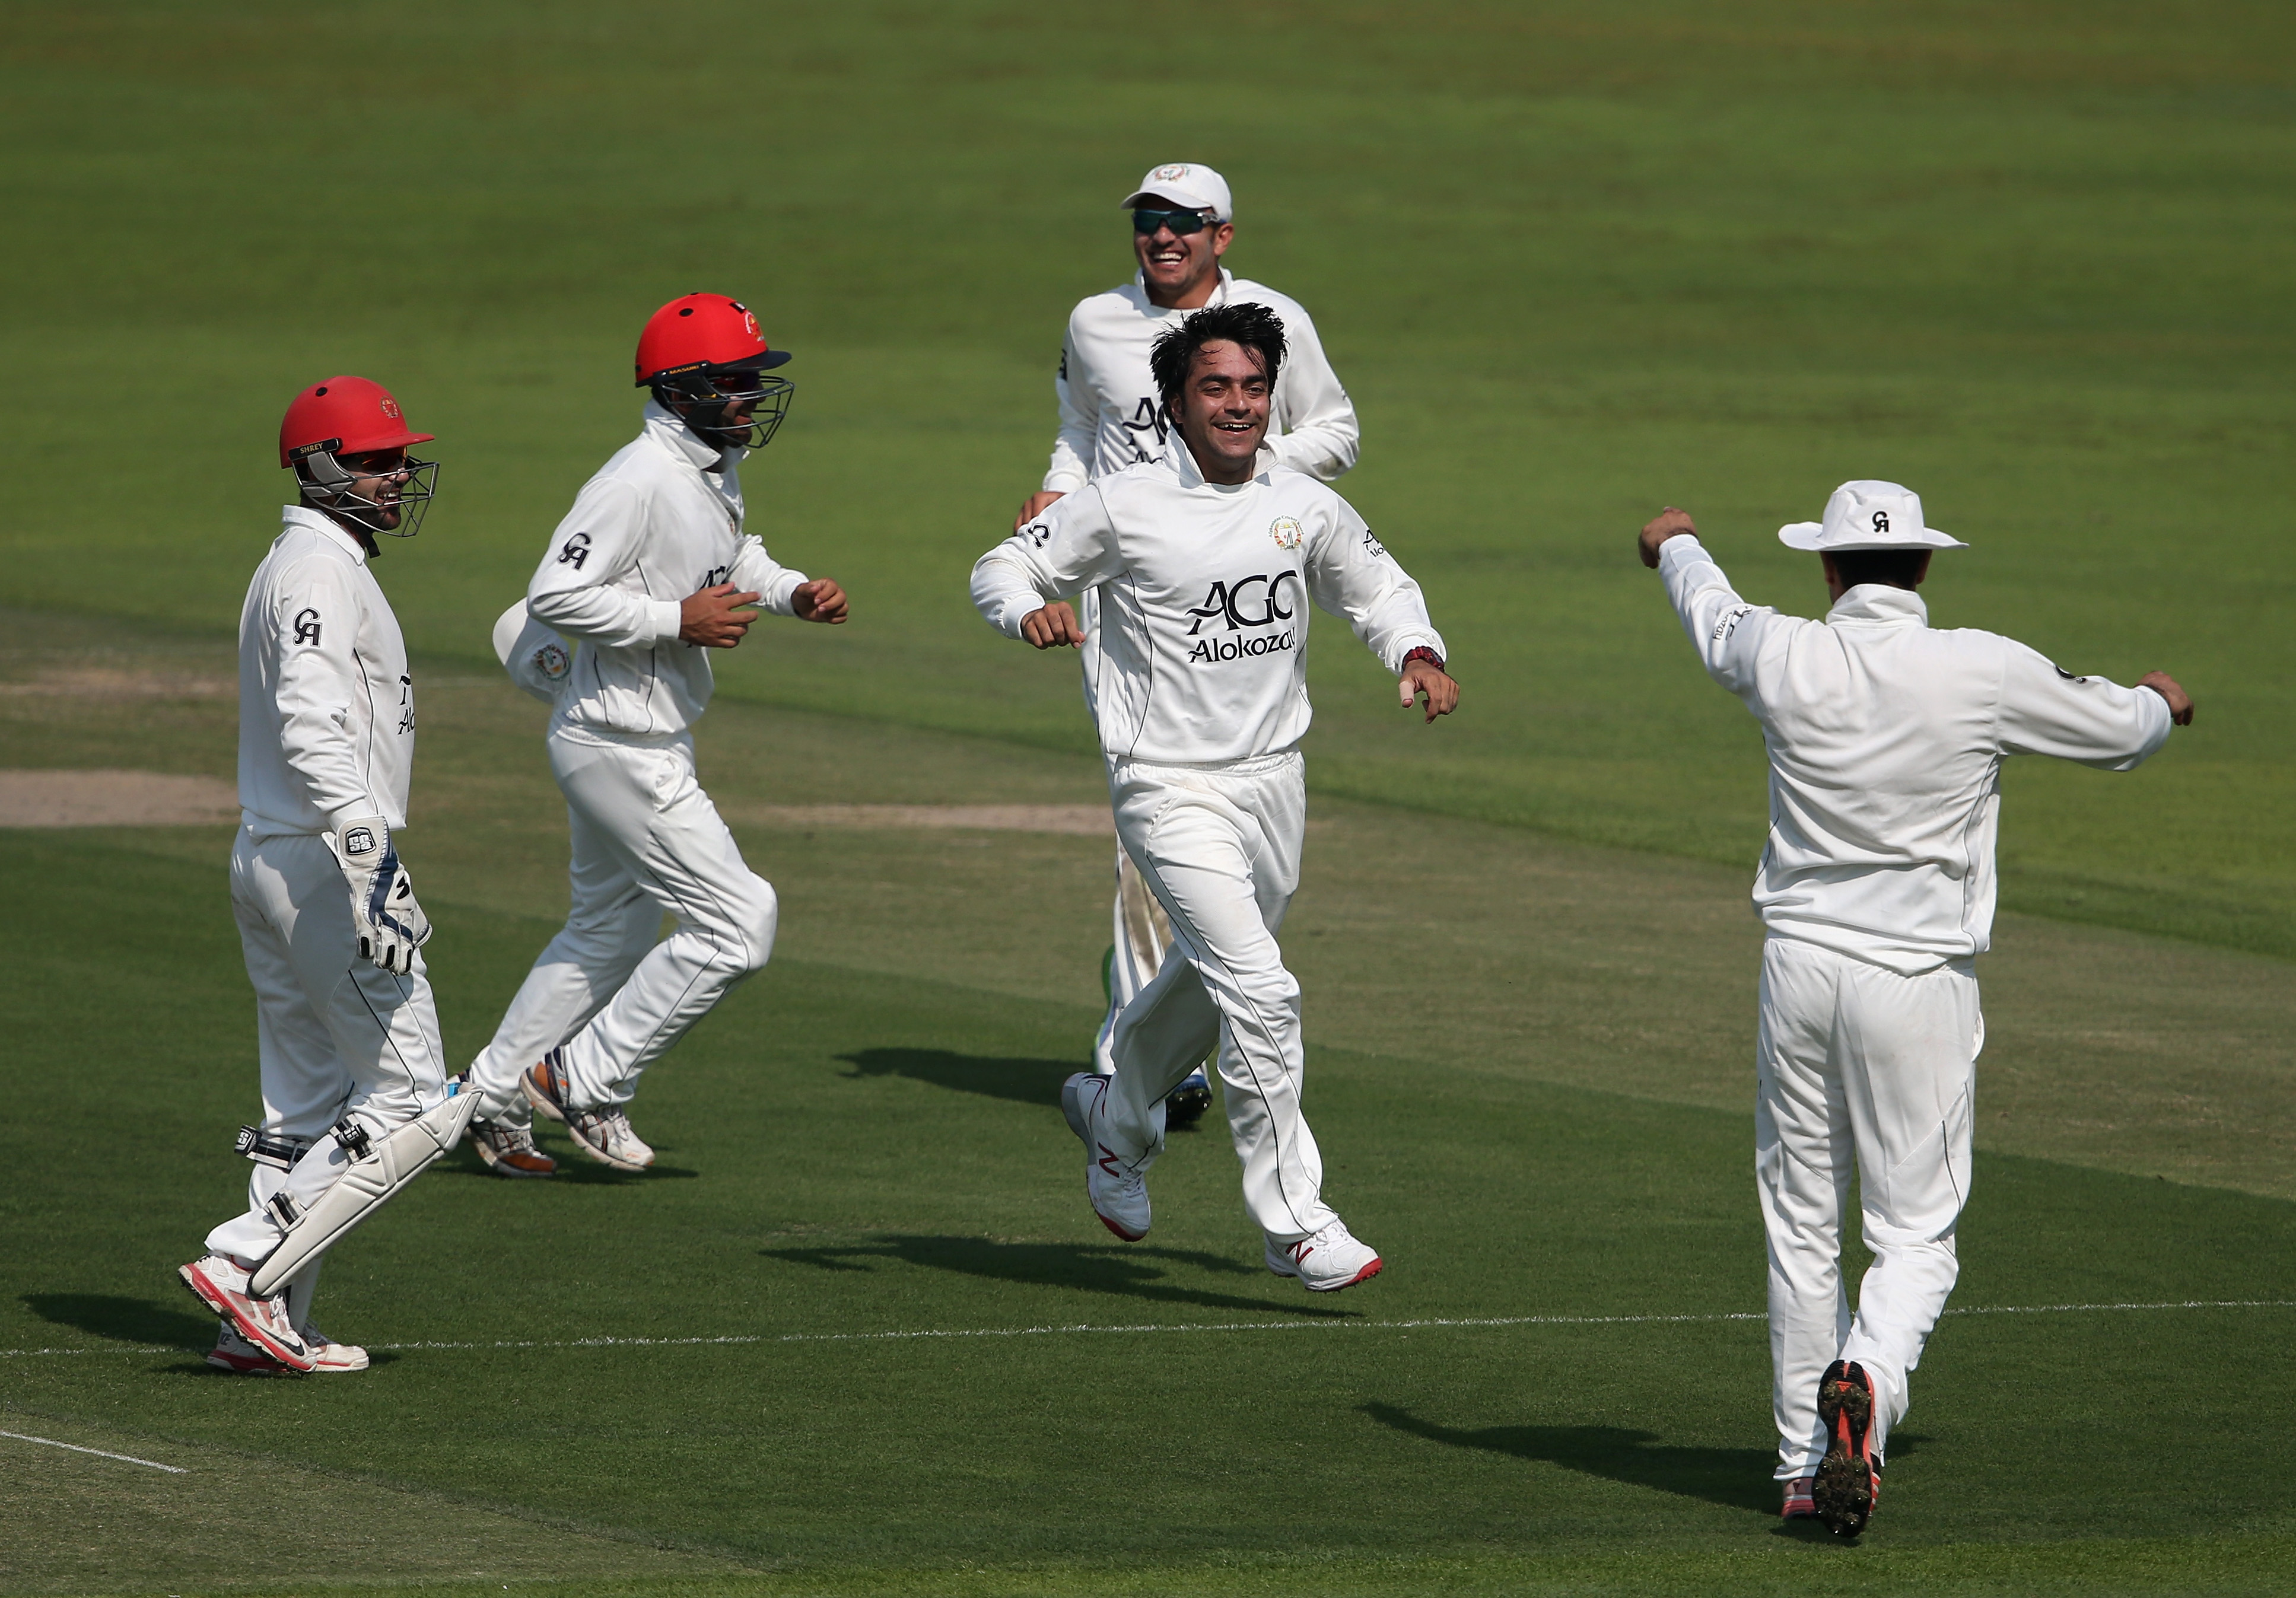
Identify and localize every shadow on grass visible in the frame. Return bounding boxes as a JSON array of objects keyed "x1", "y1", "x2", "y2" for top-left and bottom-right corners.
[
  {"x1": 762, "y1": 1234, "x2": 1356, "y2": 1319},
  {"x1": 1363, "y1": 1402, "x2": 1777, "y2": 1514},
  {"x1": 838, "y1": 1048, "x2": 1077, "y2": 1108},
  {"x1": 434, "y1": 1146, "x2": 698, "y2": 1182},
  {"x1": 23, "y1": 1293, "x2": 213, "y2": 1349}
]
